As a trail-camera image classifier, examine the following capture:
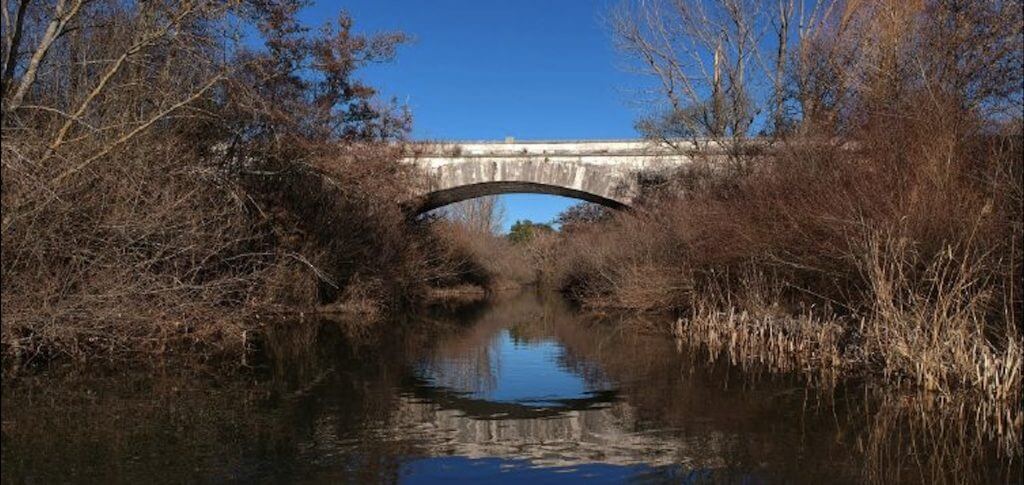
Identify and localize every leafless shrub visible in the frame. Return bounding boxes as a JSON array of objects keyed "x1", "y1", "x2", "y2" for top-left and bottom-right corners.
[
  {"x1": 425, "y1": 218, "x2": 535, "y2": 293},
  {"x1": 550, "y1": 0, "x2": 1024, "y2": 436},
  {"x1": 0, "y1": 1, "x2": 432, "y2": 369}
]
